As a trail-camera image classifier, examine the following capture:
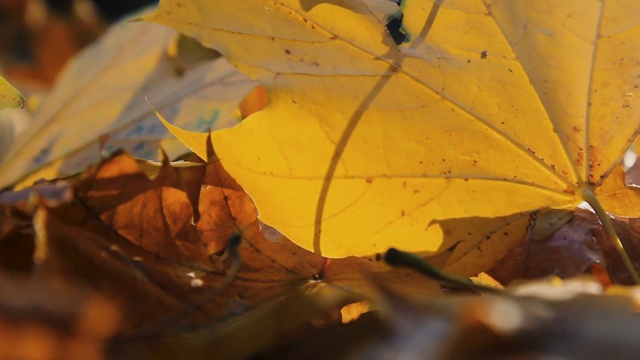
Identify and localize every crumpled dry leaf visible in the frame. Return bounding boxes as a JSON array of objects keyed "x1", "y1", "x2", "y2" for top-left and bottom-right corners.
[
  {"x1": 484, "y1": 203, "x2": 640, "y2": 286},
  {"x1": 593, "y1": 214, "x2": 640, "y2": 284},
  {"x1": 74, "y1": 149, "x2": 442, "y2": 299},
  {"x1": 489, "y1": 208, "x2": 606, "y2": 284}
]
